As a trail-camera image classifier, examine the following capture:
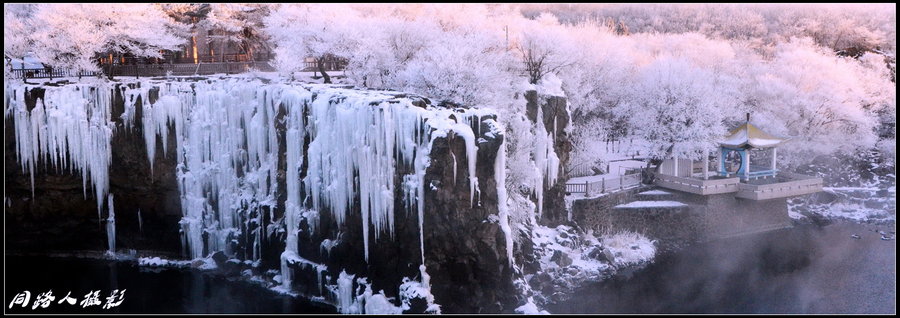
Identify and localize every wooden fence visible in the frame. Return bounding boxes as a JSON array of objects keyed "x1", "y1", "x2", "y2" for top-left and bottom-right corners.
[
  {"x1": 104, "y1": 61, "x2": 276, "y2": 77},
  {"x1": 9, "y1": 68, "x2": 98, "y2": 79},
  {"x1": 565, "y1": 173, "x2": 642, "y2": 196},
  {"x1": 10, "y1": 61, "x2": 278, "y2": 80},
  {"x1": 9, "y1": 59, "x2": 349, "y2": 80}
]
